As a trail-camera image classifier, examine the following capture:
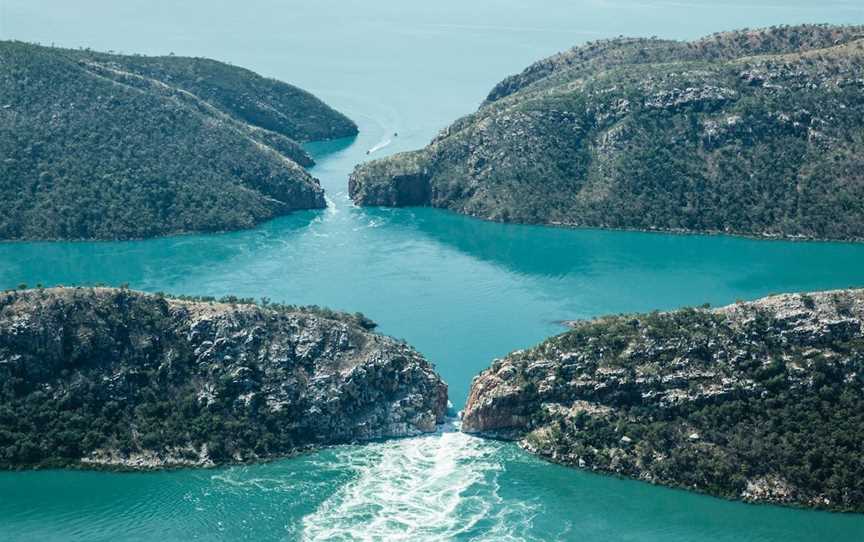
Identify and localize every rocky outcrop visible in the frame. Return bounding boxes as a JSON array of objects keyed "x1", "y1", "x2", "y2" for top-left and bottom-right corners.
[
  {"x1": 462, "y1": 289, "x2": 864, "y2": 511},
  {"x1": 350, "y1": 24, "x2": 864, "y2": 241},
  {"x1": 347, "y1": 155, "x2": 432, "y2": 207},
  {"x1": 0, "y1": 288, "x2": 447, "y2": 470},
  {"x1": 0, "y1": 41, "x2": 358, "y2": 240}
]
